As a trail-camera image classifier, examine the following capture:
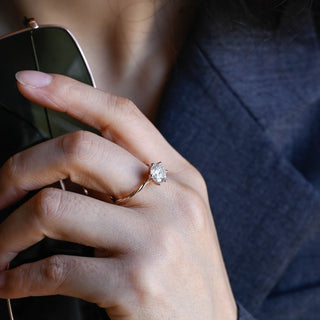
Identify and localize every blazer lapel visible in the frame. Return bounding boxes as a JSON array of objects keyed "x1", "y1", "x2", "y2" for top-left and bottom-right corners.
[{"x1": 157, "y1": 2, "x2": 320, "y2": 313}]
